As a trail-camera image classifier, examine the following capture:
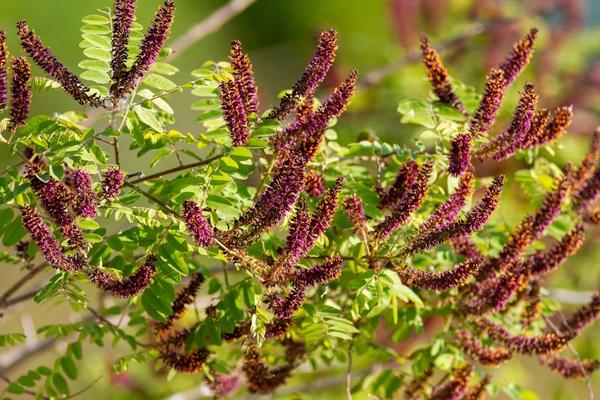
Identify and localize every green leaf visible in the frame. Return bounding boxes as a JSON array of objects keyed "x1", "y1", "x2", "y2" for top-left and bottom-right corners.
[
  {"x1": 397, "y1": 99, "x2": 436, "y2": 128},
  {"x1": 82, "y1": 33, "x2": 111, "y2": 51},
  {"x1": 81, "y1": 15, "x2": 110, "y2": 25},
  {"x1": 51, "y1": 372, "x2": 70, "y2": 396},
  {"x1": 134, "y1": 106, "x2": 163, "y2": 132},
  {"x1": 2, "y1": 217, "x2": 26, "y2": 247},
  {"x1": 0, "y1": 332, "x2": 27, "y2": 347},
  {"x1": 83, "y1": 47, "x2": 111, "y2": 62},
  {"x1": 79, "y1": 59, "x2": 110, "y2": 72},
  {"x1": 143, "y1": 73, "x2": 177, "y2": 91},
  {"x1": 81, "y1": 70, "x2": 110, "y2": 84},
  {"x1": 78, "y1": 219, "x2": 100, "y2": 230},
  {"x1": 59, "y1": 357, "x2": 78, "y2": 380}
]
